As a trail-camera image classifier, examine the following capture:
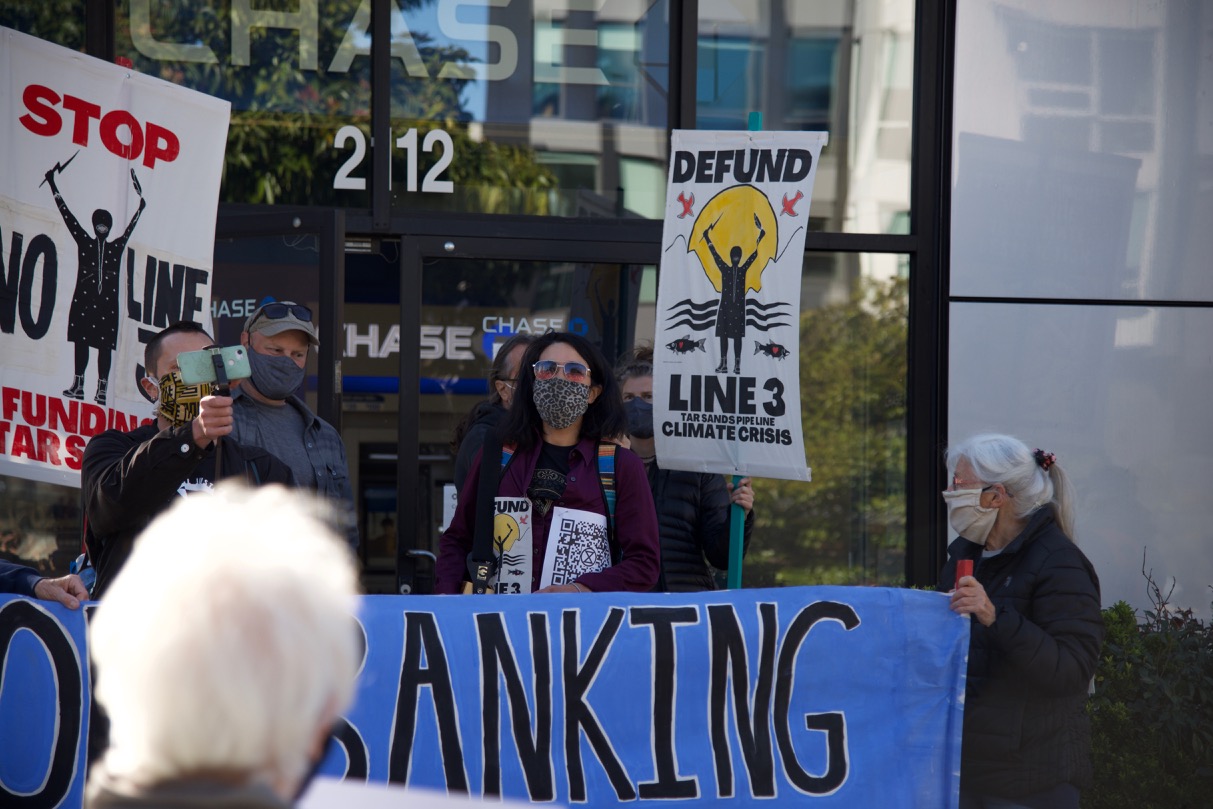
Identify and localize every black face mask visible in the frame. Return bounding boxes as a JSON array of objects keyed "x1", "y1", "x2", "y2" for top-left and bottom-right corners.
[{"x1": 624, "y1": 397, "x2": 654, "y2": 438}]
